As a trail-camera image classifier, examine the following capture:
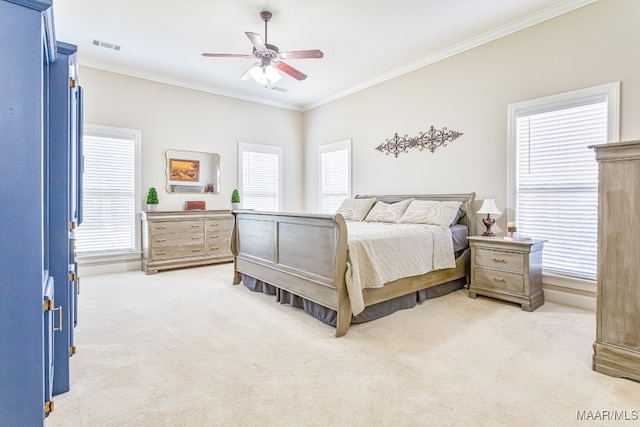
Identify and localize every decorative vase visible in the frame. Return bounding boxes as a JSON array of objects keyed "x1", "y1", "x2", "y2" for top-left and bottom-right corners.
[
  {"x1": 147, "y1": 204, "x2": 158, "y2": 212},
  {"x1": 231, "y1": 202, "x2": 241, "y2": 210}
]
